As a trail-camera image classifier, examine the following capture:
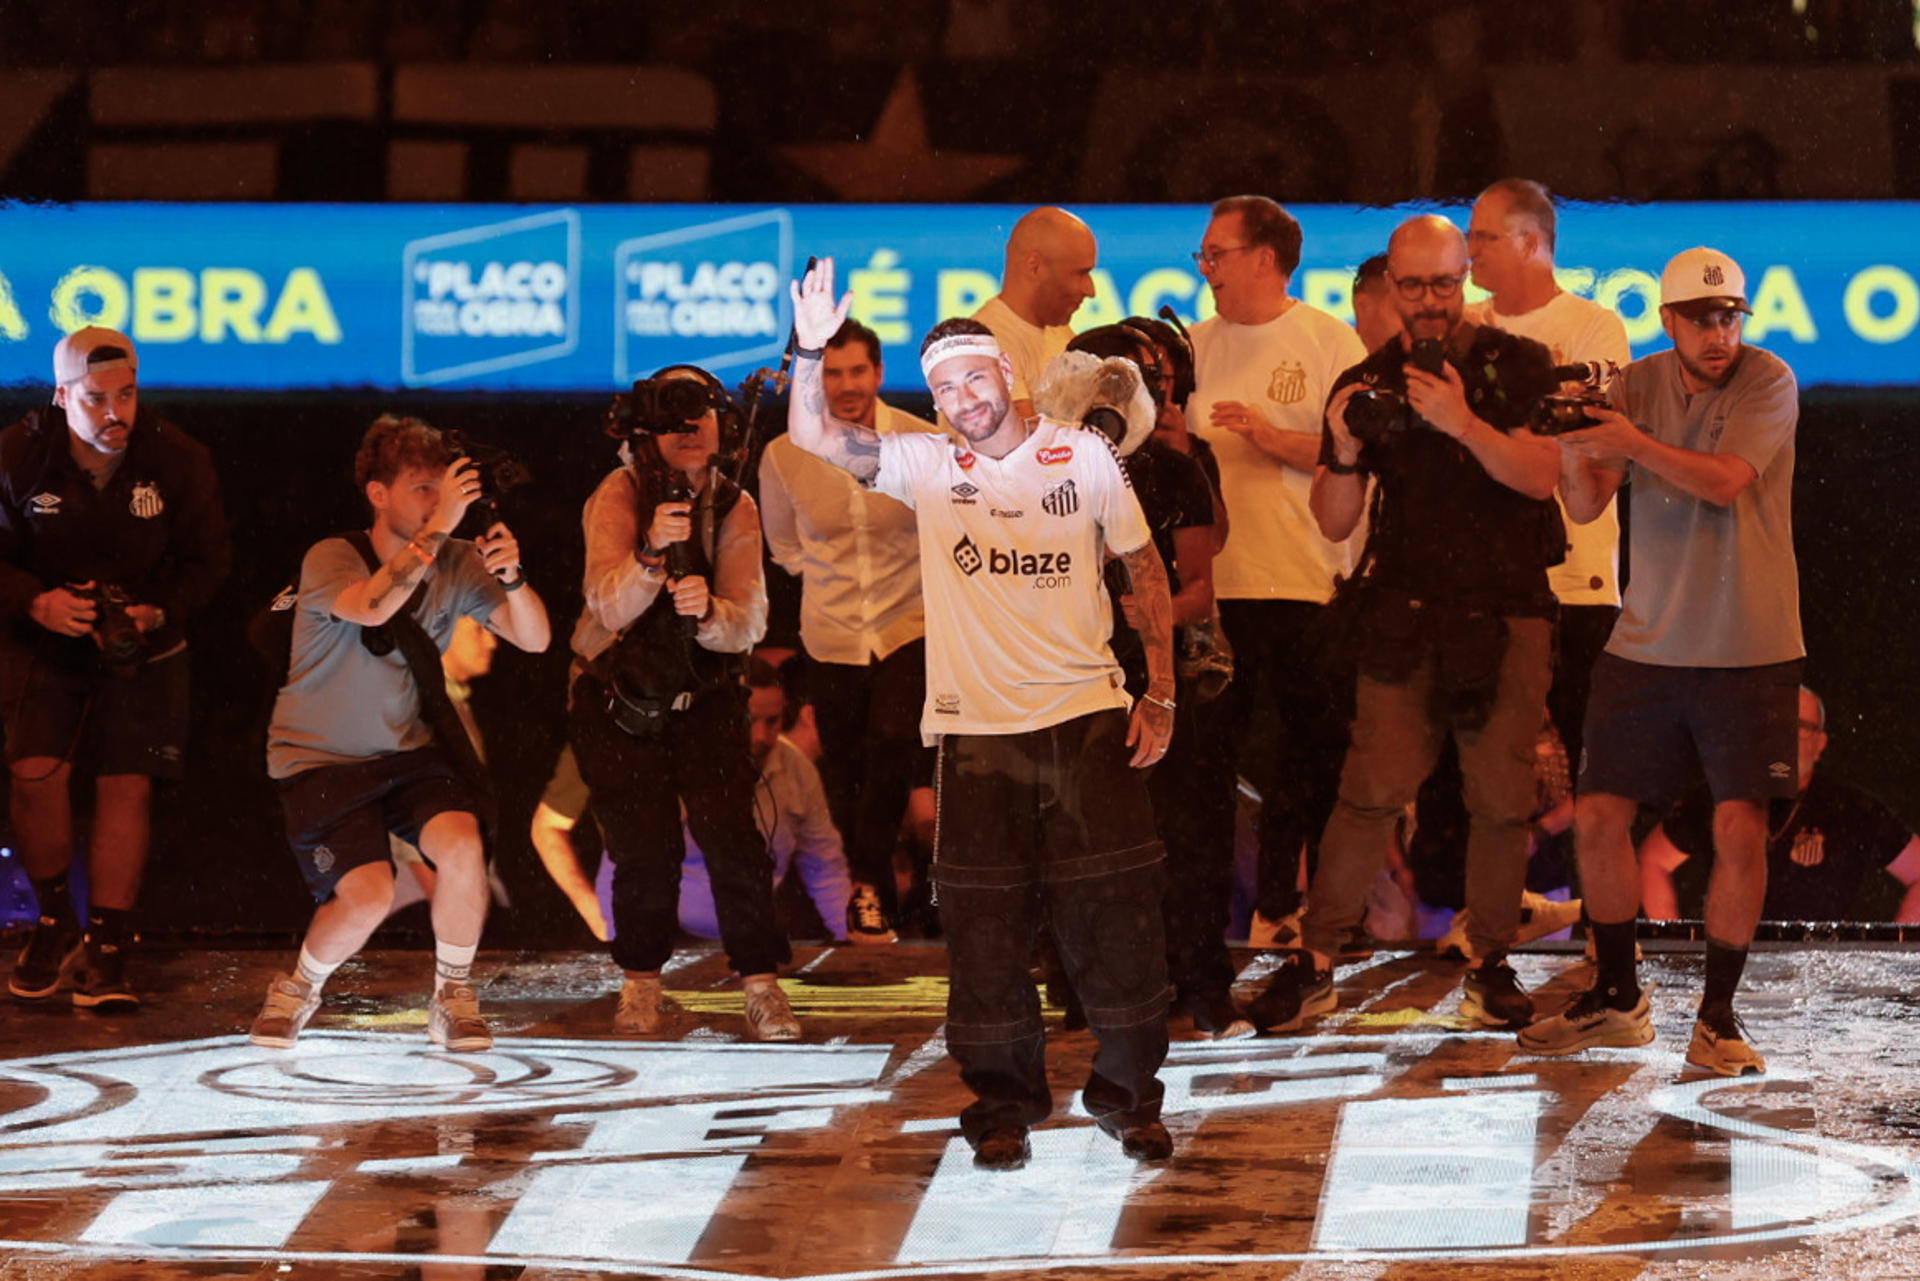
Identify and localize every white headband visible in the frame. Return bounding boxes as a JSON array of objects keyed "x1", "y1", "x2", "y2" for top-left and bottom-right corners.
[{"x1": 920, "y1": 334, "x2": 1005, "y2": 382}]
